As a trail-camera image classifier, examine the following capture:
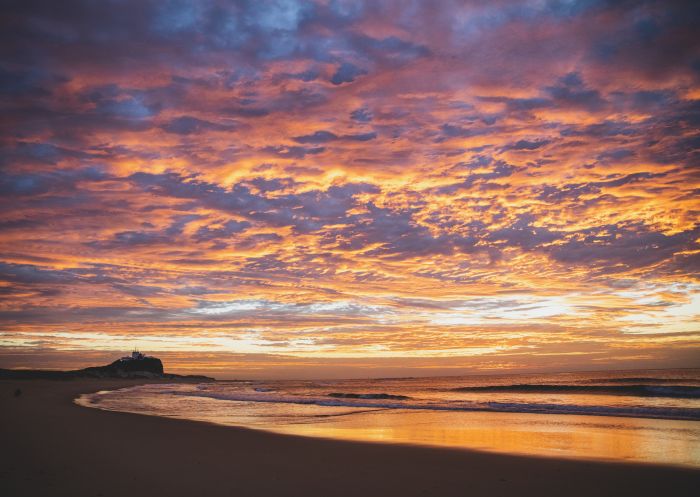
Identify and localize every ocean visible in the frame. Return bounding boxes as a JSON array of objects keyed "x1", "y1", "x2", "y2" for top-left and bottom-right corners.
[{"x1": 76, "y1": 368, "x2": 700, "y2": 467}]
